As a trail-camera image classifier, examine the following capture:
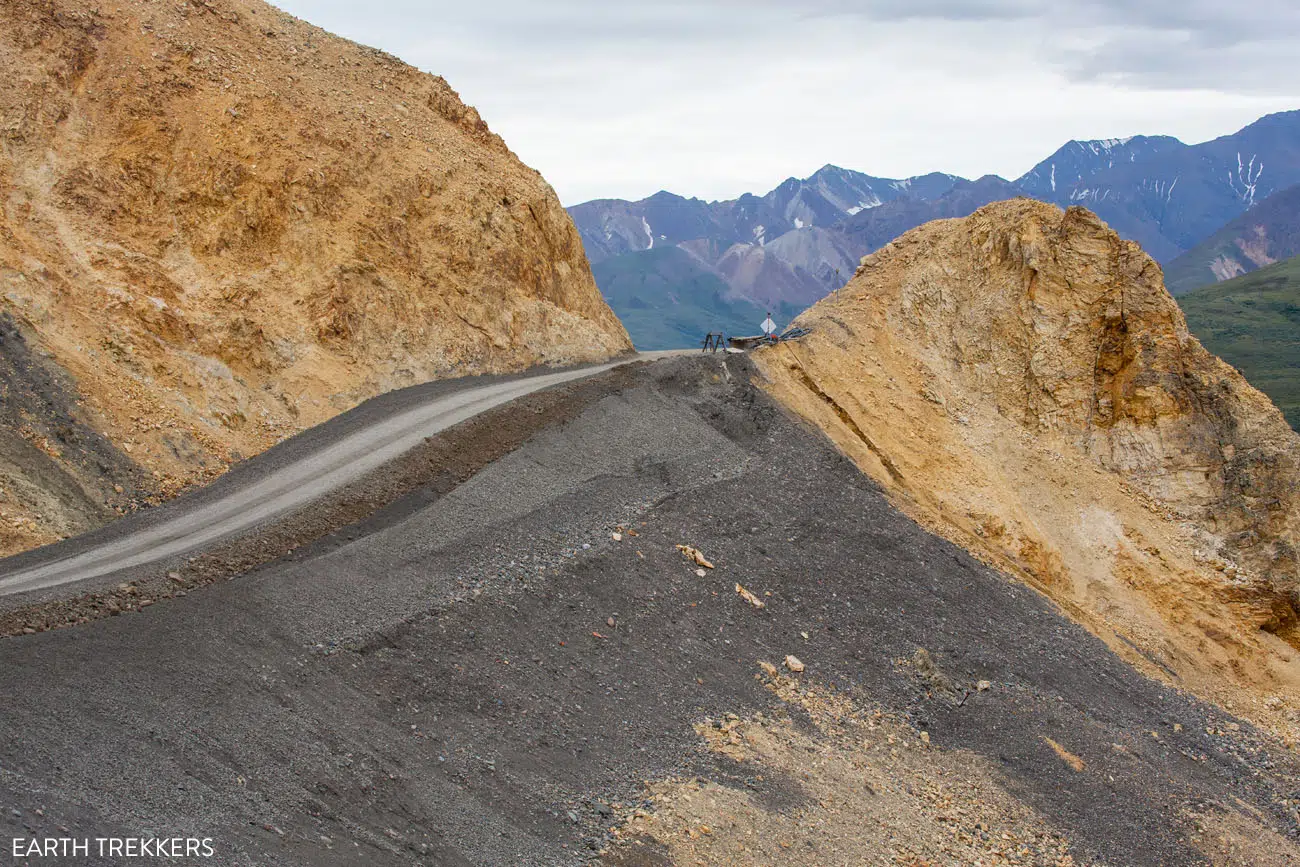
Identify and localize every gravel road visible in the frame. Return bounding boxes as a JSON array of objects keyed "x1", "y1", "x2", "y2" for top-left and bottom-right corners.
[{"x1": 0, "y1": 353, "x2": 679, "y2": 600}]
